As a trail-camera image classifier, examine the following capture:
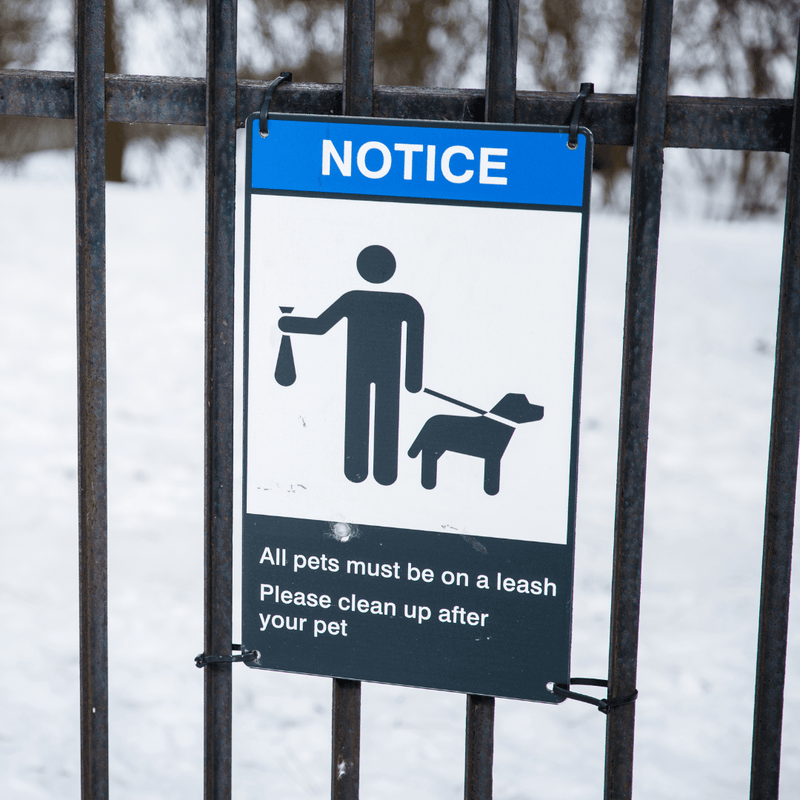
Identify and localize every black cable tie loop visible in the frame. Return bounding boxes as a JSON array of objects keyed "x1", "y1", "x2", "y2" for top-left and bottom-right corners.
[
  {"x1": 548, "y1": 677, "x2": 638, "y2": 714},
  {"x1": 567, "y1": 83, "x2": 594, "y2": 150},
  {"x1": 195, "y1": 643, "x2": 259, "y2": 668},
  {"x1": 259, "y1": 72, "x2": 293, "y2": 138}
]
